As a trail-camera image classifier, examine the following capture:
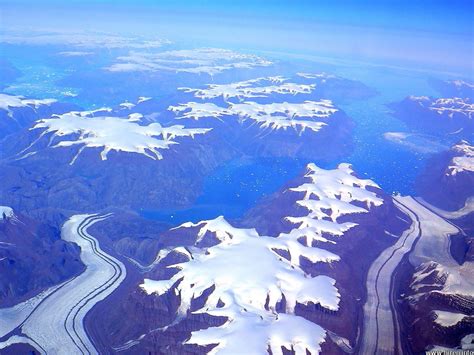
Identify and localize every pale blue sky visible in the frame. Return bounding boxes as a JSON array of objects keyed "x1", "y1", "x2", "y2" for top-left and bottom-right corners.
[{"x1": 1, "y1": 0, "x2": 473, "y2": 74}]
